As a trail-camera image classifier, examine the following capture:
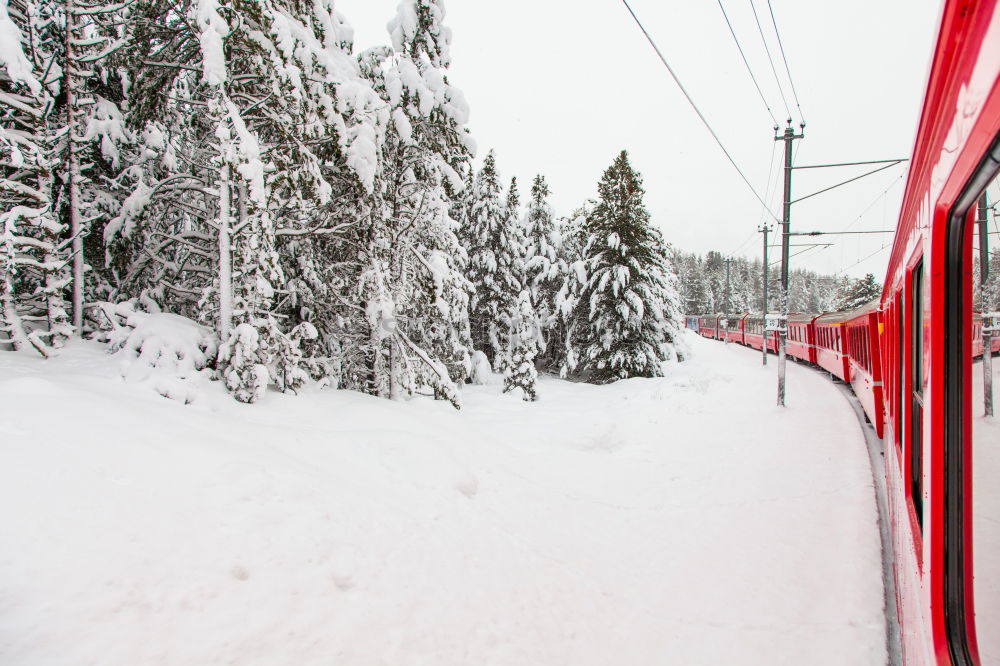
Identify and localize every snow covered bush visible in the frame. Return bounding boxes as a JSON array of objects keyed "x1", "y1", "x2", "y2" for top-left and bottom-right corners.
[
  {"x1": 90, "y1": 301, "x2": 219, "y2": 403},
  {"x1": 217, "y1": 324, "x2": 269, "y2": 405},
  {"x1": 469, "y1": 350, "x2": 493, "y2": 385}
]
